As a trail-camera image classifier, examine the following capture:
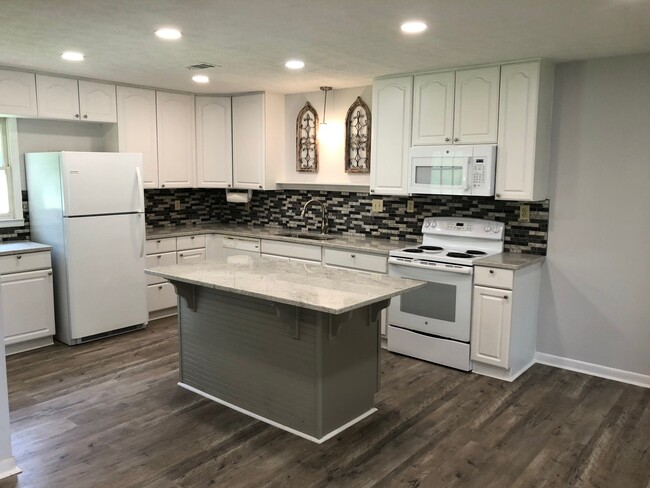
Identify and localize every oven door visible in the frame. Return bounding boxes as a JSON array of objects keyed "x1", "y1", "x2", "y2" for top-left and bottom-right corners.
[{"x1": 388, "y1": 262, "x2": 472, "y2": 342}]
